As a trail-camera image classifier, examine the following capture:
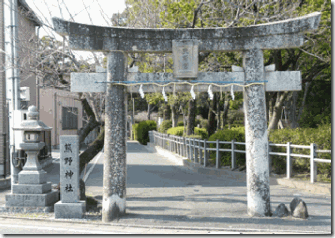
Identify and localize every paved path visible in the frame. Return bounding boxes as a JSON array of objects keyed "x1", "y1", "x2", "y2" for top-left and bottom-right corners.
[
  {"x1": 84, "y1": 141, "x2": 331, "y2": 234},
  {"x1": 0, "y1": 141, "x2": 330, "y2": 234}
]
